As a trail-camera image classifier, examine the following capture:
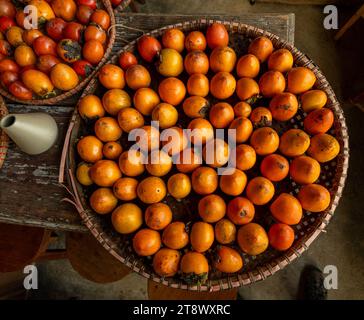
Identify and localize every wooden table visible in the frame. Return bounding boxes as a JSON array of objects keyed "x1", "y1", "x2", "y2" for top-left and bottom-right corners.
[{"x1": 0, "y1": 13, "x2": 295, "y2": 233}]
